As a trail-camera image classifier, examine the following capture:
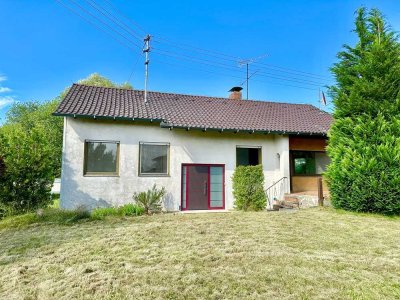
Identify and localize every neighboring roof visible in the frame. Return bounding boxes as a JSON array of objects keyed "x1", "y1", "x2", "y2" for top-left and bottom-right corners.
[{"x1": 54, "y1": 84, "x2": 332, "y2": 135}]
